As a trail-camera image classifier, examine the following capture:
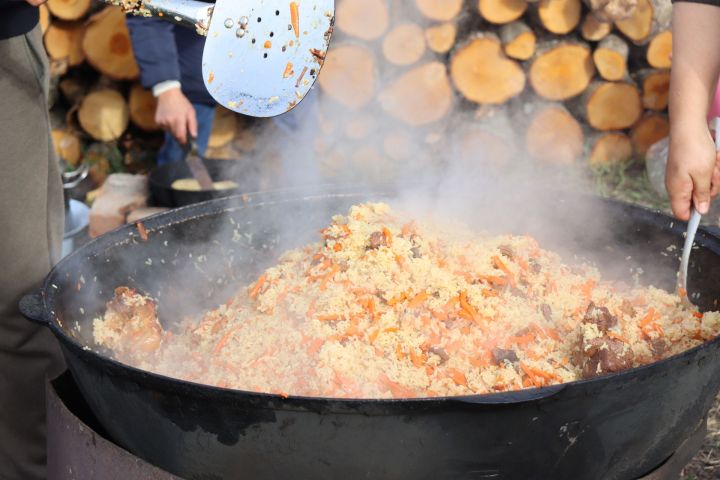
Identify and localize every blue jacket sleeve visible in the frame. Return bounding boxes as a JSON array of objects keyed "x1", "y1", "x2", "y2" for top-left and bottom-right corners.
[{"x1": 126, "y1": 17, "x2": 181, "y2": 89}]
